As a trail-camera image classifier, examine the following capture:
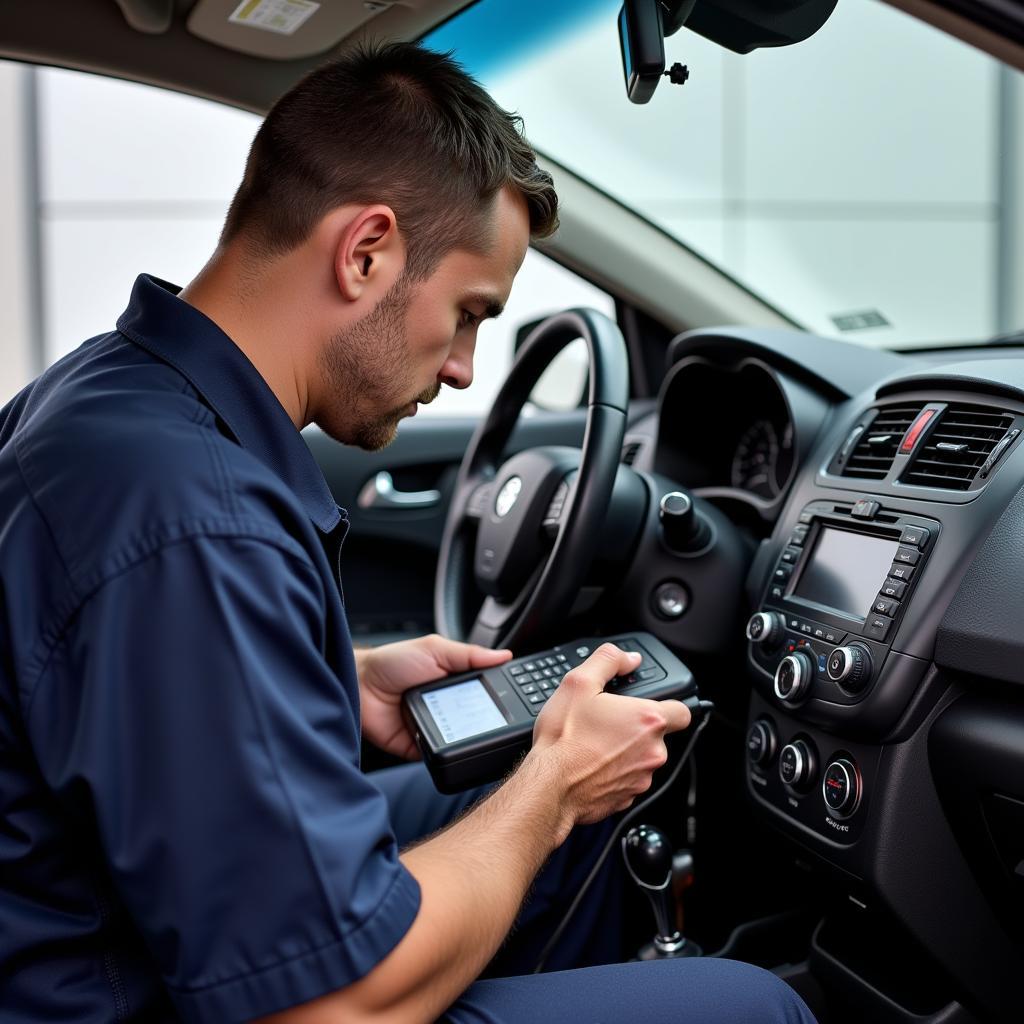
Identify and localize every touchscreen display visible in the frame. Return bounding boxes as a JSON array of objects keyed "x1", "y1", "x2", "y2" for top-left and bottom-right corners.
[
  {"x1": 792, "y1": 528, "x2": 899, "y2": 619},
  {"x1": 422, "y1": 678, "x2": 507, "y2": 744}
]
